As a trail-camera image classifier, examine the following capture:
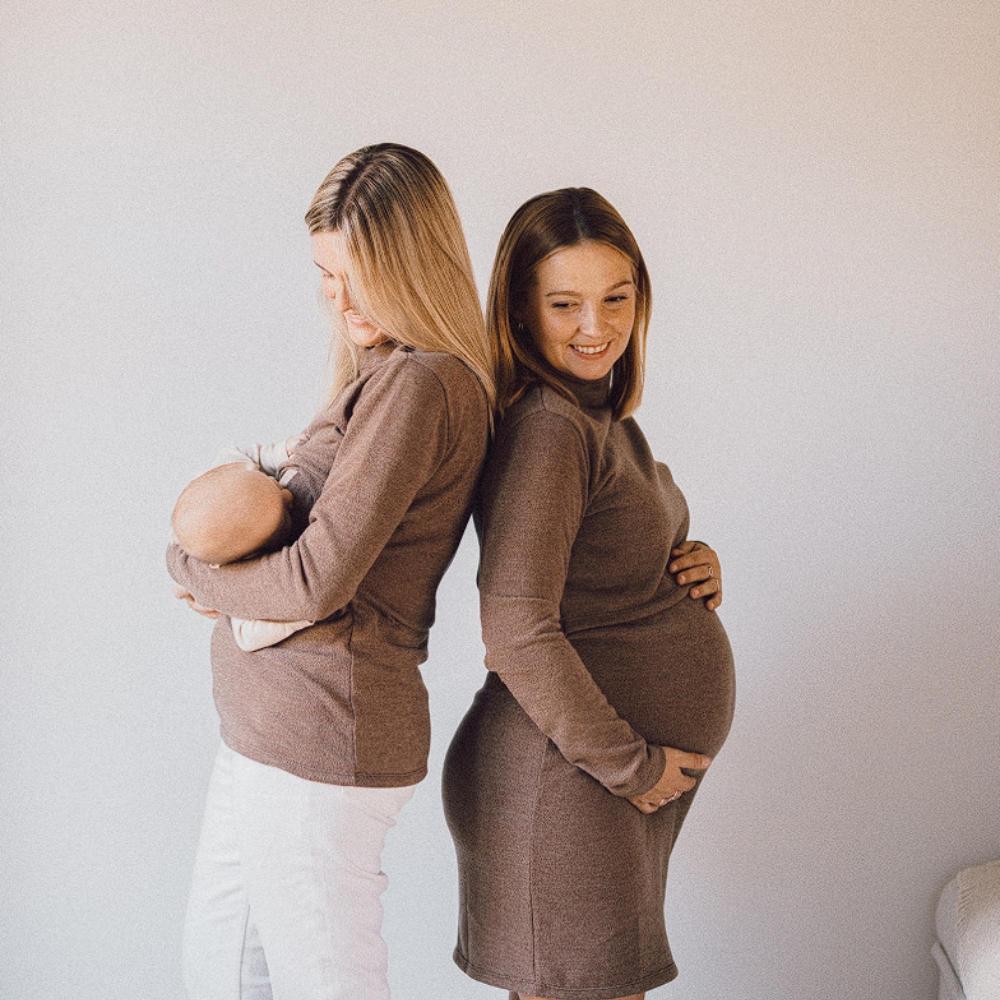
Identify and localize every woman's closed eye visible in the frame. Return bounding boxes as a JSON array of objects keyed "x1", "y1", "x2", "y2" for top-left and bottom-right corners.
[{"x1": 548, "y1": 295, "x2": 629, "y2": 311}]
